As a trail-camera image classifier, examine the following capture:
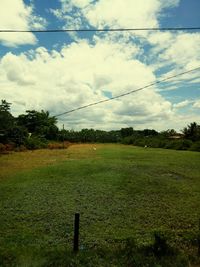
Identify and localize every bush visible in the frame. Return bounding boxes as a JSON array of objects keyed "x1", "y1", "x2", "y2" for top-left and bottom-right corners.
[
  {"x1": 164, "y1": 139, "x2": 193, "y2": 150},
  {"x1": 7, "y1": 126, "x2": 28, "y2": 145},
  {"x1": 175, "y1": 139, "x2": 193, "y2": 150},
  {"x1": 0, "y1": 143, "x2": 6, "y2": 153},
  {"x1": 5, "y1": 143, "x2": 15, "y2": 151},
  {"x1": 25, "y1": 136, "x2": 47, "y2": 150},
  {"x1": 190, "y1": 141, "x2": 200, "y2": 152},
  {"x1": 122, "y1": 136, "x2": 134, "y2": 145},
  {"x1": 0, "y1": 143, "x2": 15, "y2": 154},
  {"x1": 133, "y1": 138, "x2": 146, "y2": 147},
  {"x1": 123, "y1": 136, "x2": 196, "y2": 152}
]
